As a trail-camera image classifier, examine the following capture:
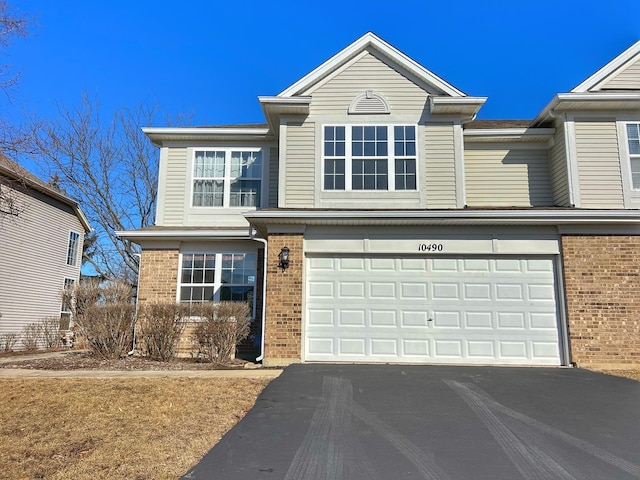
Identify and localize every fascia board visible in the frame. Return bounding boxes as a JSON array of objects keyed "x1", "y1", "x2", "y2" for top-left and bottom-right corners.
[
  {"x1": 116, "y1": 229, "x2": 253, "y2": 240},
  {"x1": 244, "y1": 209, "x2": 640, "y2": 225},
  {"x1": 142, "y1": 127, "x2": 270, "y2": 136},
  {"x1": 571, "y1": 40, "x2": 640, "y2": 93},
  {"x1": 533, "y1": 92, "x2": 640, "y2": 125},
  {"x1": 429, "y1": 96, "x2": 488, "y2": 115},
  {"x1": 278, "y1": 32, "x2": 465, "y2": 98}
]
